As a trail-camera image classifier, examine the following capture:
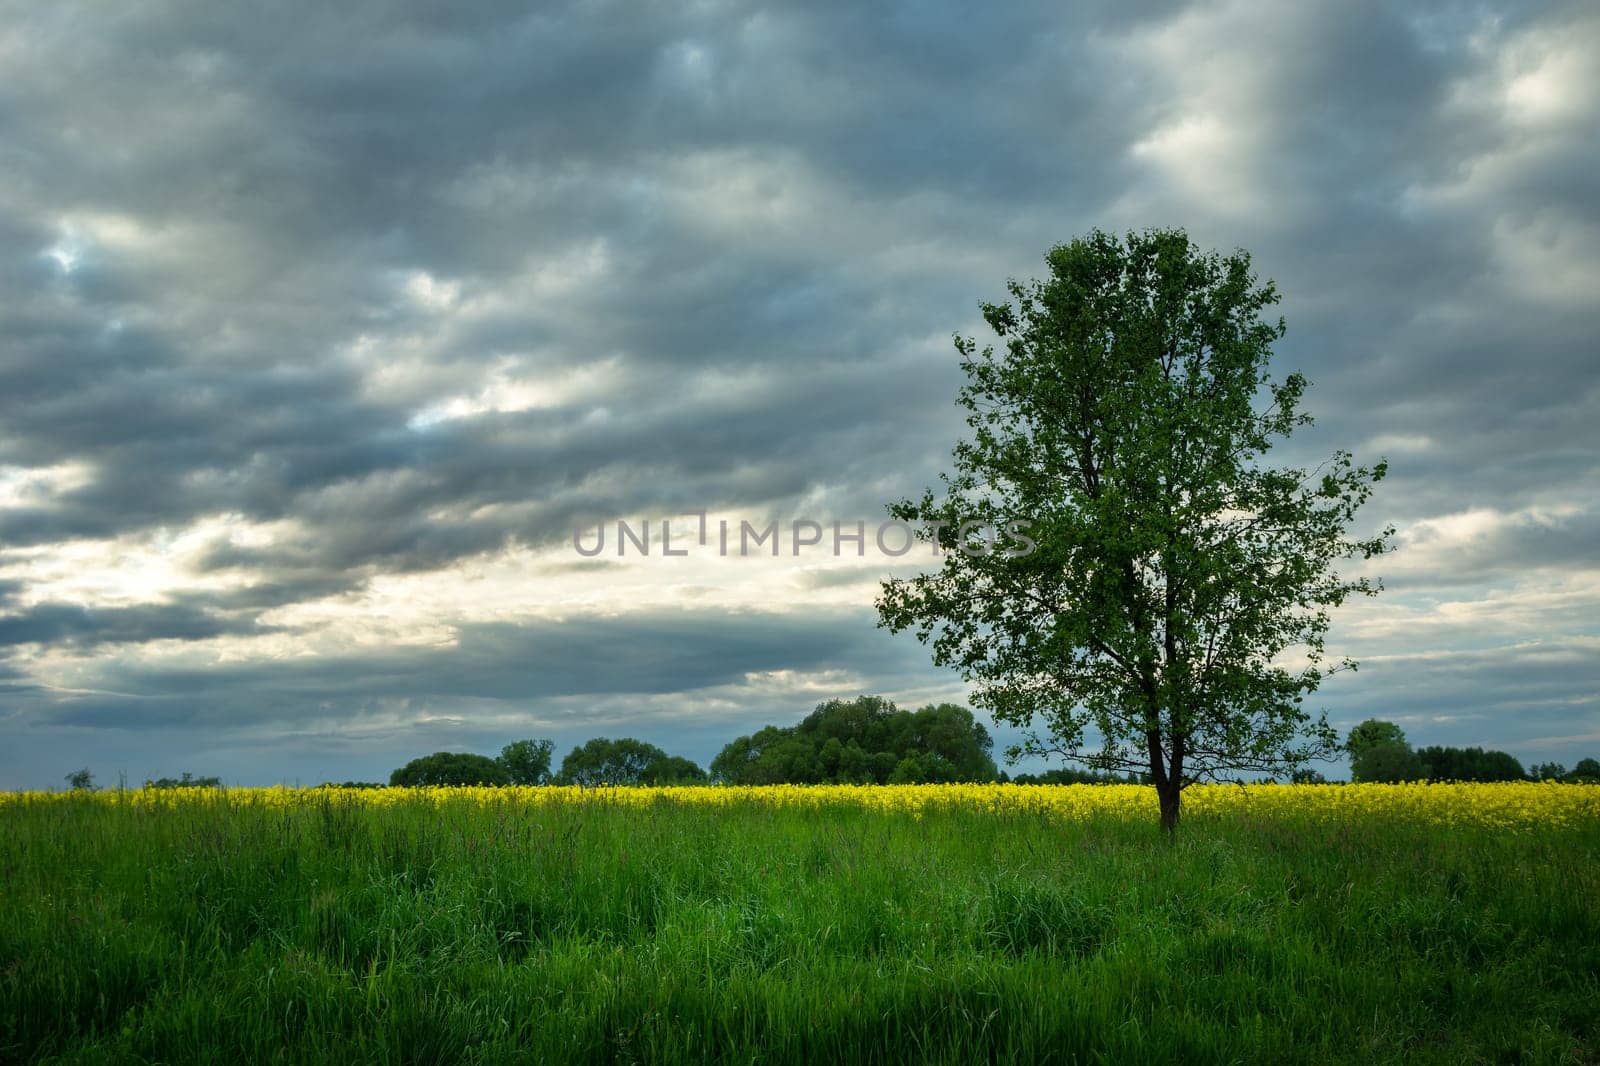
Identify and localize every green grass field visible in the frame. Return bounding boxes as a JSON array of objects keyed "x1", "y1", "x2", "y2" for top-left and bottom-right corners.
[{"x1": 3, "y1": 787, "x2": 1597, "y2": 1064}]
